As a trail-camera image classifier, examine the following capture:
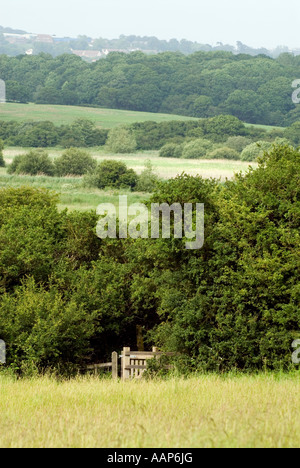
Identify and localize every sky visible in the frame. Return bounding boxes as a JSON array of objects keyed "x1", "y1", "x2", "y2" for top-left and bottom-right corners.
[{"x1": 1, "y1": 0, "x2": 300, "y2": 49}]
